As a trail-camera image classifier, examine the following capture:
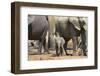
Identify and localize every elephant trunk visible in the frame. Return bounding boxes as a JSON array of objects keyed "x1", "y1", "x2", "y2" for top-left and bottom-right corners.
[{"x1": 80, "y1": 26, "x2": 87, "y2": 56}]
